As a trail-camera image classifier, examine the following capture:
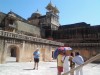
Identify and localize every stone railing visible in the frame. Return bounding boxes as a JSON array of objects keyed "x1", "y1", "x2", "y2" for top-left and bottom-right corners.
[{"x1": 0, "y1": 30, "x2": 64, "y2": 46}]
